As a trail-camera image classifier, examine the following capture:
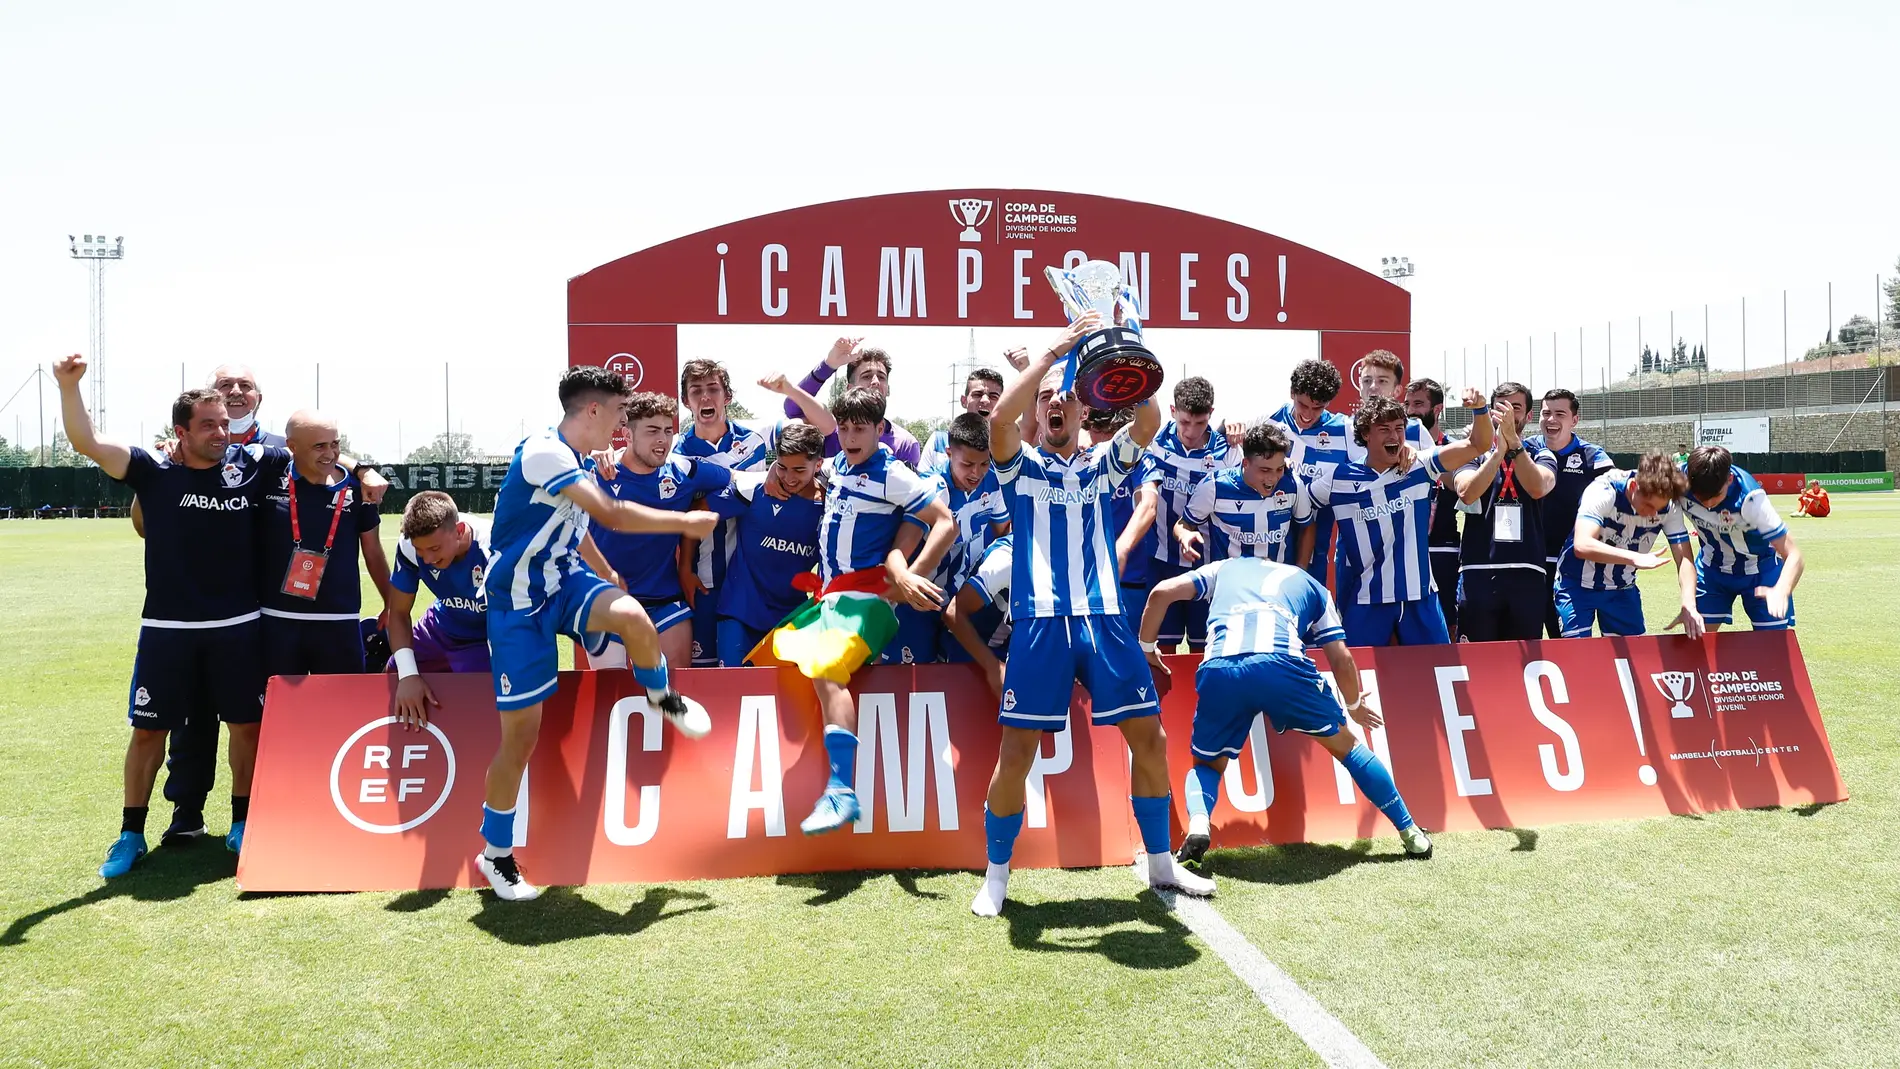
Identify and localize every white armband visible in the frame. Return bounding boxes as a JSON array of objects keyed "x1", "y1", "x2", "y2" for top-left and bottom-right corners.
[
  {"x1": 393, "y1": 647, "x2": 419, "y2": 679},
  {"x1": 1139, "y1": 640, "x2": 1159, "y2": 654},
  {"x1": 1345, "y1": 695, "x2": 1364, "y2": 712}
]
